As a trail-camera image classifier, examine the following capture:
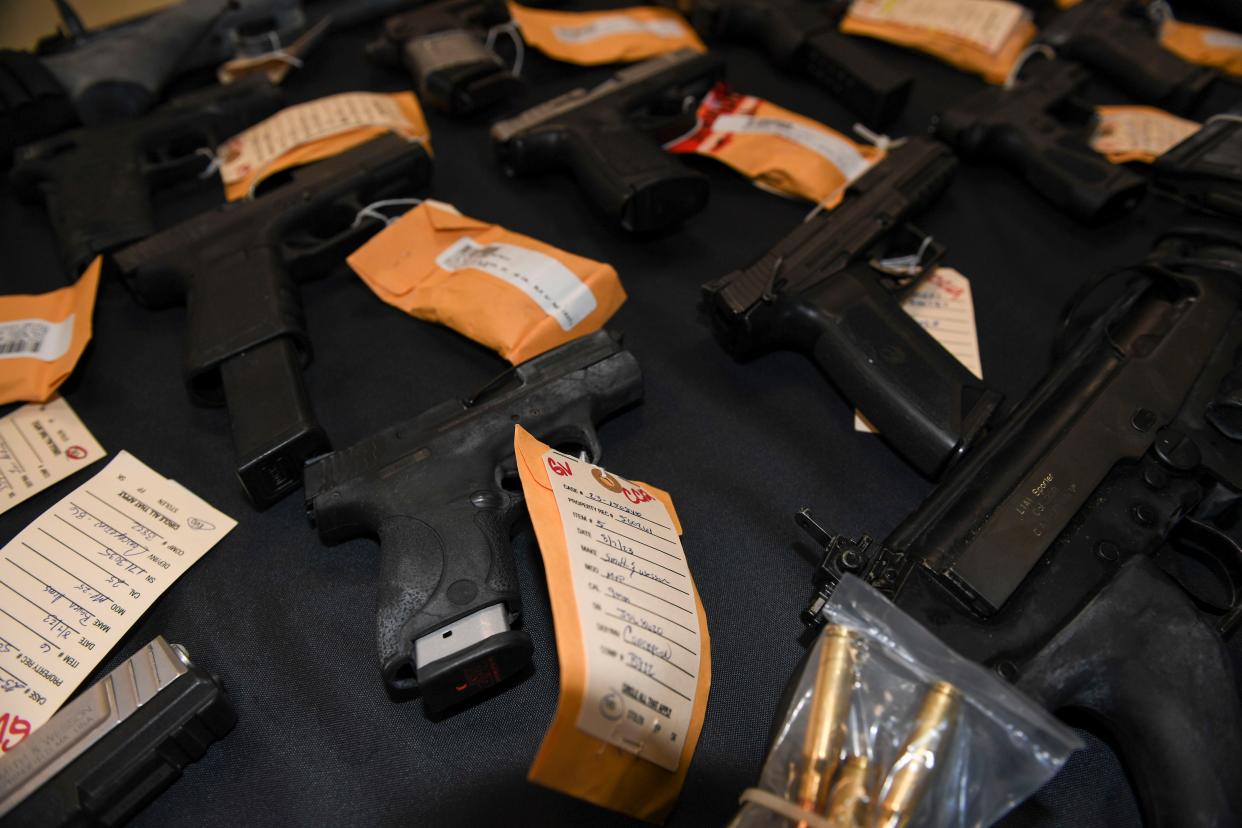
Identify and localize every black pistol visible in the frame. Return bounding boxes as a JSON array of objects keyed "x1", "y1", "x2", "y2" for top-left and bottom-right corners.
[
  {"x1": 933, "y1": 58, "x2": 1148, "y2": 223},
  {"x1": 112, "y1": 134, "x2": 432, "y2": 509},
  {"x1": 11, "y1": 79, "x2": 283, "y2": 274},
  {"x1": 798, "y1": 221, "x2": 1242, "y2": 826},
  {"x1": 662, "y1": 0, "x2": 912, "y2": 127},
  {"x1": 491, "y1": 48, "x2": 723, "y2": 233},
  {"x1": 0, "y1": 637, "x2": 234, "y2": 828},
  {"x1": 702, "y1": 137, "x2": 1002, "y2": 479},
  {"x1": 1039, "y1": 0, "x2": 1216, "y2": 115},
  {"x1": 369, "y1": 0, "x2": 522, "y2": 115},
  {"x1": 304, "y1": 331, "x2": 642, "y2": 714}
]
